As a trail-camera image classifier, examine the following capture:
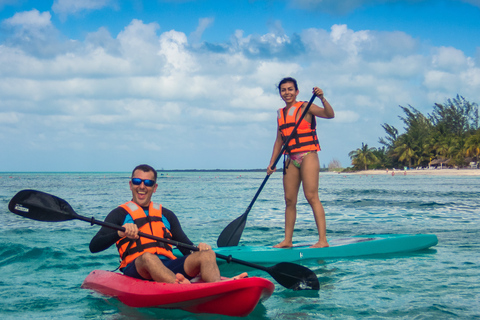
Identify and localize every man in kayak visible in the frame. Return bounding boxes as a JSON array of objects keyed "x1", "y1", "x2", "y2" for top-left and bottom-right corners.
[{"x1": 89, "y1": 164, "x2": 245, "y2": 284}]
